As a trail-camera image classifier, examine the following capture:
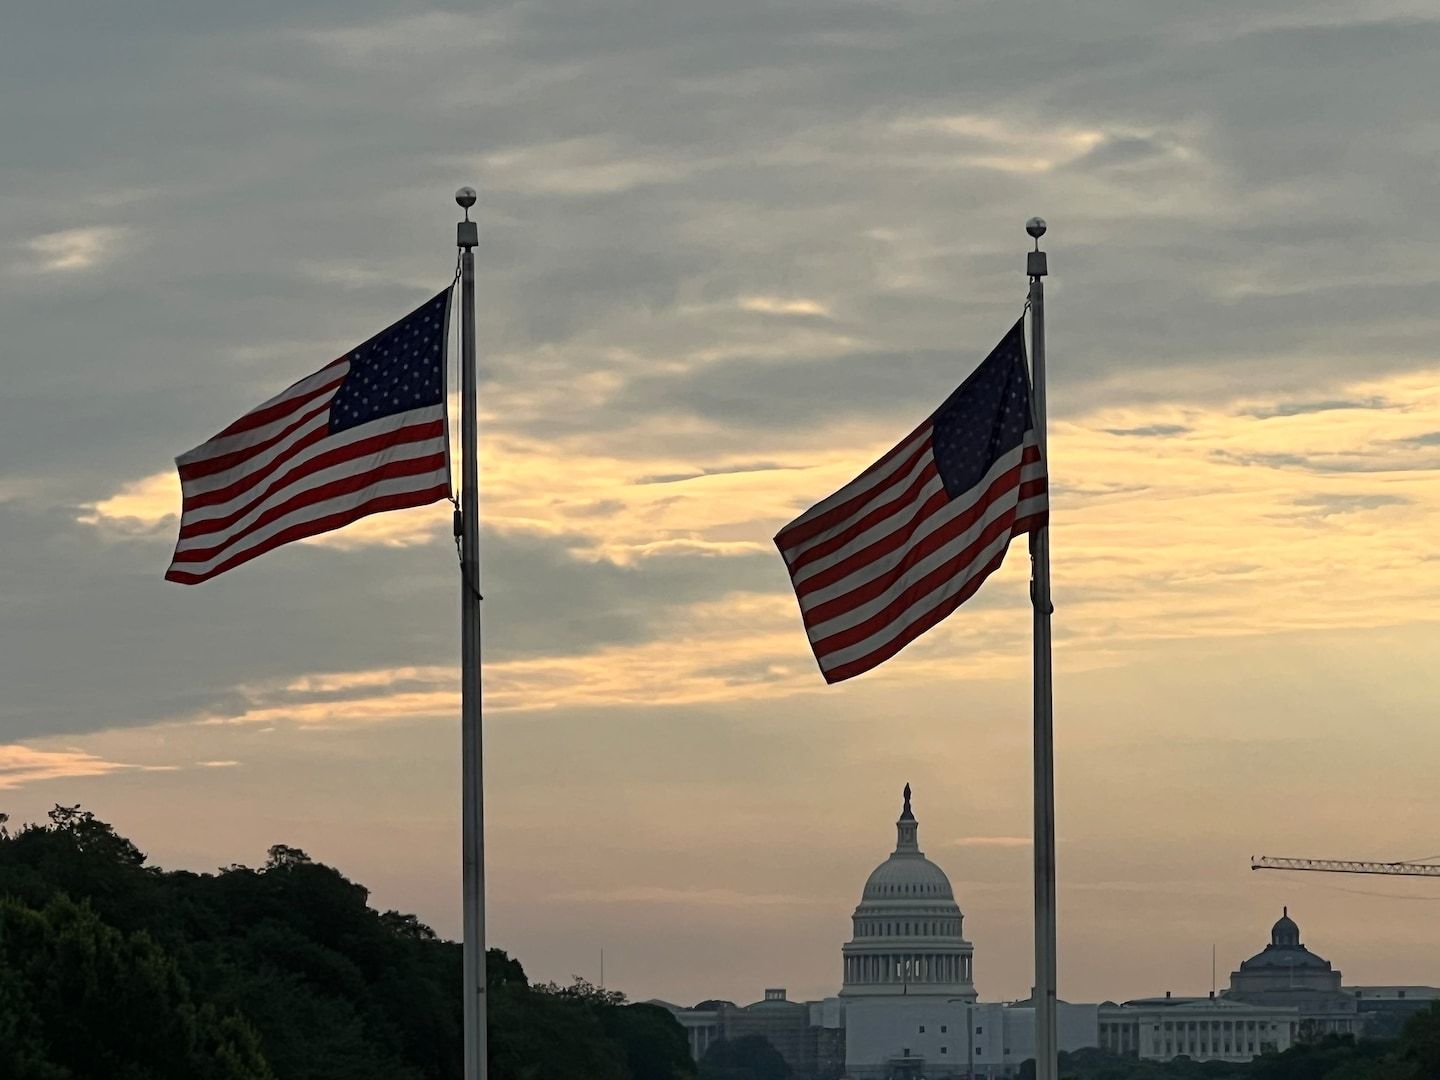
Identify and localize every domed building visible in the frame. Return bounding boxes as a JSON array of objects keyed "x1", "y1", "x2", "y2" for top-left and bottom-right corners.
[
  {"x1": 659, "y1": 786, "x2": 1101, "y2": 1080},
  {"x1": 1230, "y1": 908, "x2": 1340, "y2": 995},
  {"x1": 1224, "y1": 908, "x2": 1360, "y2": 1038},
  {"x1": 842, "y1": 786, "x2": 986, "y2": 1079},
  {"x1": 840, "y1": 784, "x2": 976, "y2": 1000}
]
